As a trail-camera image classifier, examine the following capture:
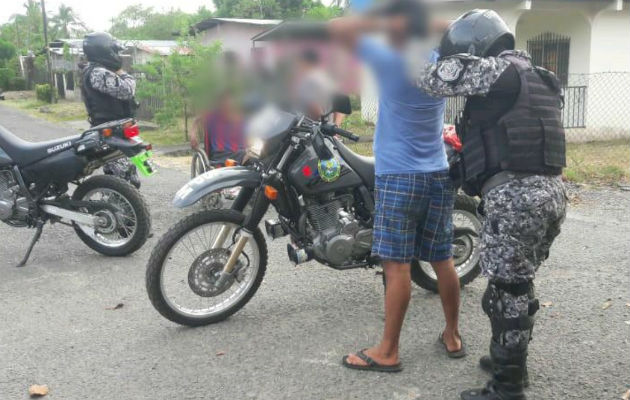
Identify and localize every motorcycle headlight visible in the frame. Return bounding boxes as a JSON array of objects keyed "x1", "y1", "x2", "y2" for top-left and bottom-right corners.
[{"x1": 248, "y1": 138, "x2": 265, "y2": 157}]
